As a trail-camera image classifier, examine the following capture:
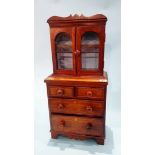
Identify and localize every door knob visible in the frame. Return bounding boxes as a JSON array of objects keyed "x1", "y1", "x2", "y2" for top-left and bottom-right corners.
[
  {"x1": 75, "y1": 50, "x2": 80, "y2": 56},
  {"x1": 76, "y1": 50, "x2": 80, "y2": 55}
]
